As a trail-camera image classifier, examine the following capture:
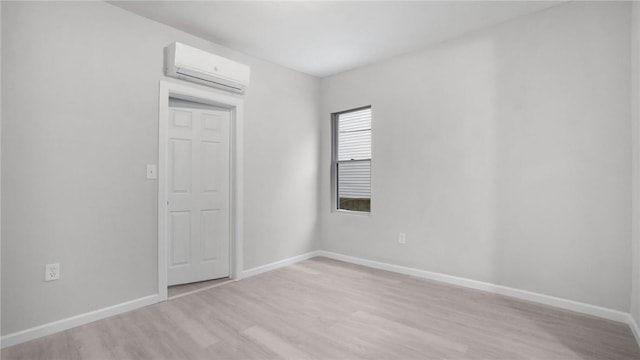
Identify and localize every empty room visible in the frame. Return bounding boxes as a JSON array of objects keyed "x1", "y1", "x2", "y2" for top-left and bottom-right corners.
[{"x1": 2, "y1": 0, "x2": 640, "y2": 359}]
